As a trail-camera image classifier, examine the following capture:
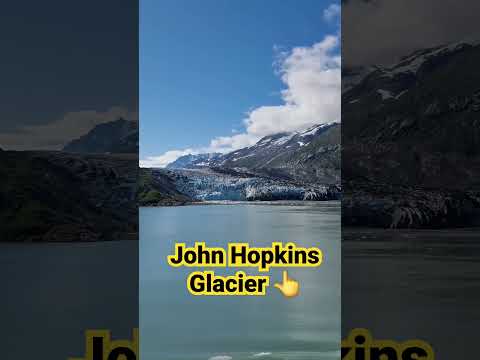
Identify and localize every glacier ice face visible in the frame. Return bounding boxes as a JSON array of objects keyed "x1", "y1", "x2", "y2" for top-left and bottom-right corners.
[{"x1": 160, "y1": 169, "x2": 340, "y2": 201}]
